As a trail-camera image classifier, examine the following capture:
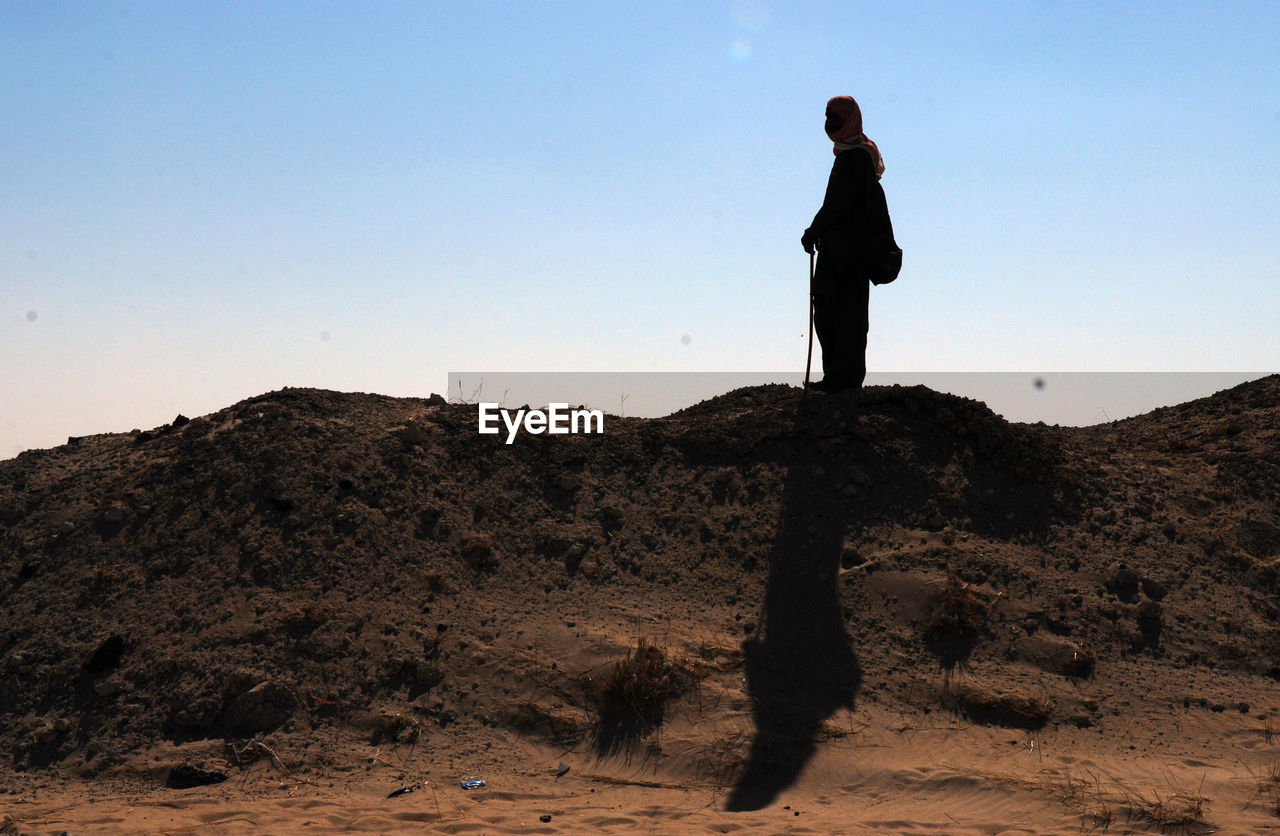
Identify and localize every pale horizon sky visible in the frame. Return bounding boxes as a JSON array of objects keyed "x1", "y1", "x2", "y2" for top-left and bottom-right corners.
[{"x1": 4, "y1": 1, "x2": 1278, "y2": 458}]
